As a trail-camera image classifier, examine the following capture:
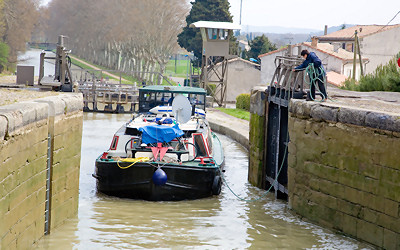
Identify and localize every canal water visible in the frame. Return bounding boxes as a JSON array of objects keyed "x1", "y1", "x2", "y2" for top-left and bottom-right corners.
[
  {"x1": 18, "y1": 49, "x2": 56, "y2": 76},
  {"x1": 35, "y1": 113, "x2": 372, "y2": 249}
]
